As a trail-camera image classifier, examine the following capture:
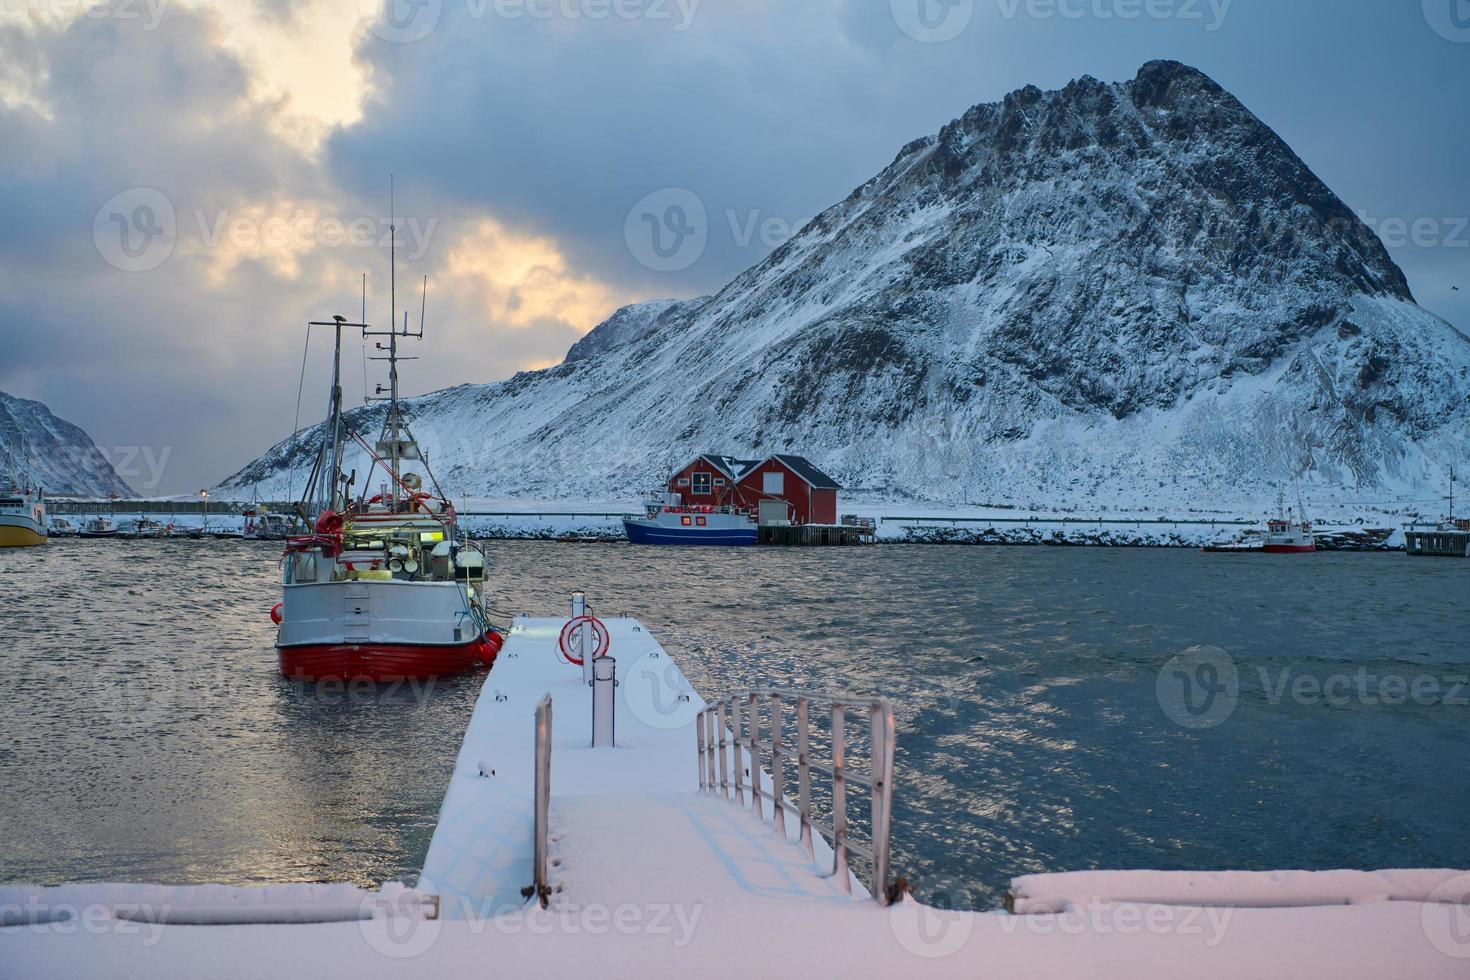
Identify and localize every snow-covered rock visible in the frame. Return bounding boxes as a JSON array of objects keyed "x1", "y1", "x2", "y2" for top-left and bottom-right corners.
[
  {"x1": 0, "y1": 389, "x2": 136, "y2": 497},
  {"x1": 563, "y1": 297, "x2": 704, "y2": 364},
  {"x1": 220, "y1": 61, "x2": 1470, "y2": 511}
]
